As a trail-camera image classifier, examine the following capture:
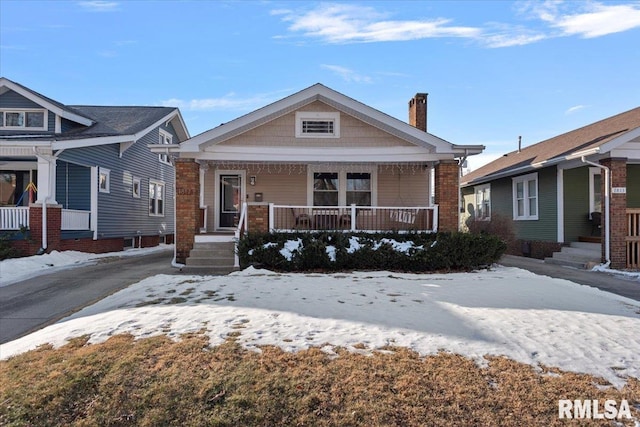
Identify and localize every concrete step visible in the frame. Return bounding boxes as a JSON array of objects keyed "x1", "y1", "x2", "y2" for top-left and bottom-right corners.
[
  {"x1": 544, "y1": 241, "x2": 601, "y2": 269},
  {"x1": 190, "y1": 248, "x2": 236, "y2": 258},
  {"x1": 569, "y1": 241, "x2": 602, "y2": 251},
  {"x1": 544, "y1": 257, "x2": 589, "y2": 269},
  {"x1": 181, "y1": 265, "x2": 238, "y2": 275},
  {"x1": 185, "y1": 240, "x2": 236, "y2": 269}
]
